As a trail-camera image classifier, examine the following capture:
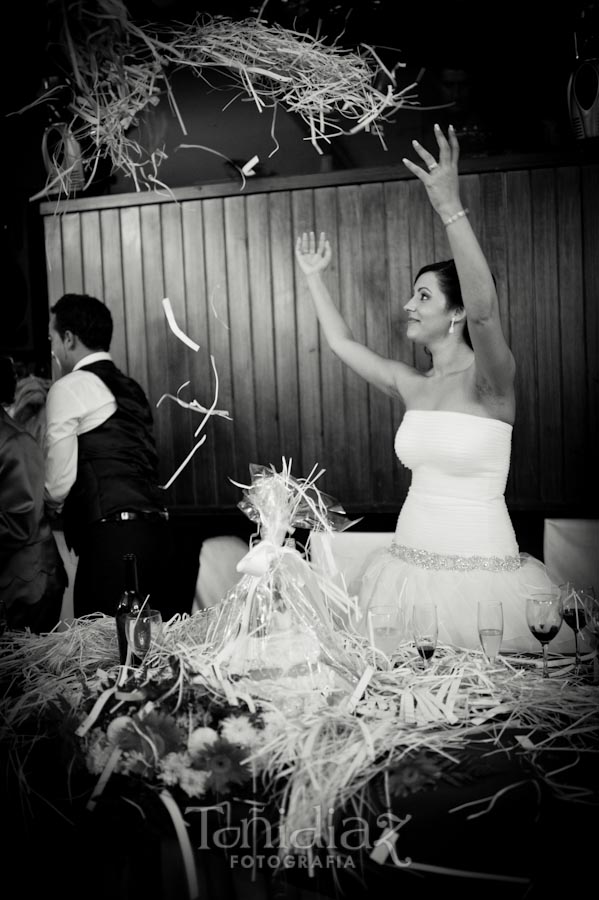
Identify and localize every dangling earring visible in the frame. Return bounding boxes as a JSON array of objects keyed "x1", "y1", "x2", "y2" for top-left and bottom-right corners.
[{"x1": 449, "y1": 314, "x2": 456, "y2": 335}]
